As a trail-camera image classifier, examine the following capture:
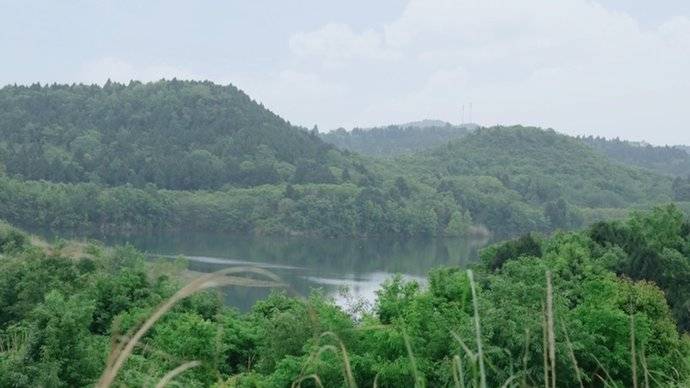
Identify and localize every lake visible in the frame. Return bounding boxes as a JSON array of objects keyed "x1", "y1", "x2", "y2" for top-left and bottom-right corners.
[{"x1": 32, "y1": 229, "x2": 489, "y2": 311}]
